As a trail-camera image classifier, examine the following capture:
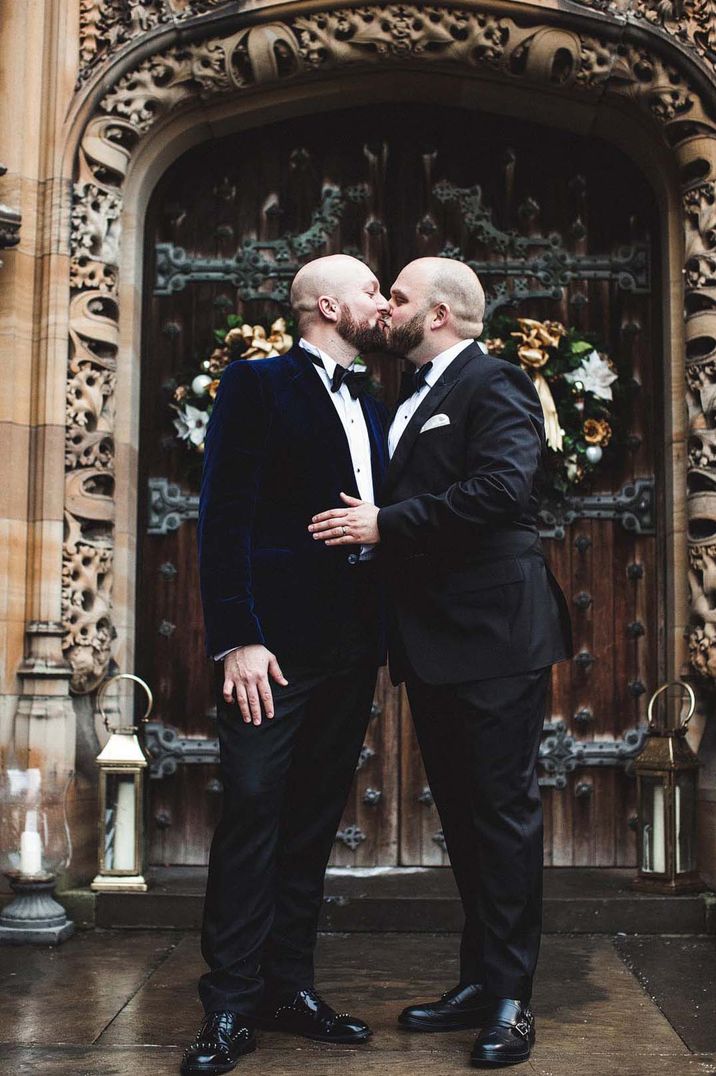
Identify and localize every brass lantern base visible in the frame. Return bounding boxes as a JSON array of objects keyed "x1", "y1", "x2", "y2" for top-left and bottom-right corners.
[
  {"x1": 91, "y1": 872, "x2": 148, "y2": 893},
  {"x1": 631, "y1": 871, "x2": 703, "y2": 895}
]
